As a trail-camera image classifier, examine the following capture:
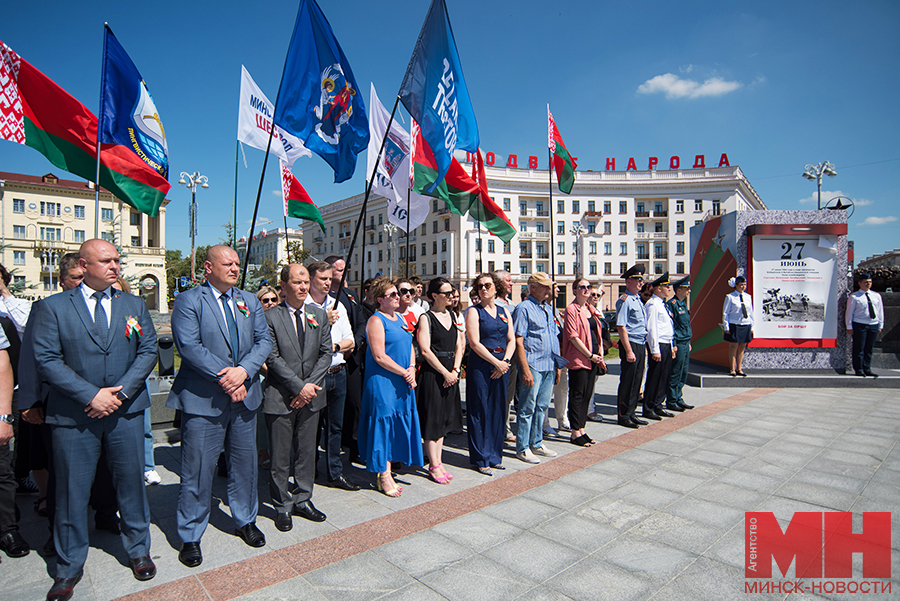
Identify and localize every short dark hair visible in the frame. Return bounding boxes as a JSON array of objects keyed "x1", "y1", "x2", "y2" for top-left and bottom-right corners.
[
  {"x1": 280, "y1": 265, "x2": 293, "y2": 283},
  {"x1": 0, "y1": 264, "x2": 10, "y2": 287},
  {"x1": 59, "y1": 253, "x2": 81, "y2": 281},
  {"x1": 307, "y1": 260, "x2": 333, "y2": 278},
  {"x1": 324, "y1": 255, "x2": 343, "y2": 265},
  {"x1": 410, "y1": 276, "x2": 423, "y2": 286},
  {"x1": 426, "y1": 277, "x2": 452, "y2": 302}
]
